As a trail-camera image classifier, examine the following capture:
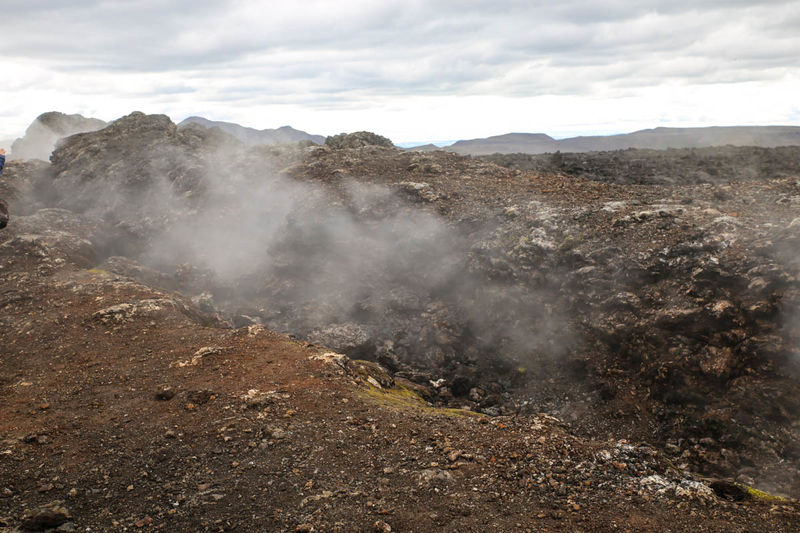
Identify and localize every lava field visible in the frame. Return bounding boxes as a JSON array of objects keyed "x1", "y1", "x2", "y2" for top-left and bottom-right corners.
[{"x1": 2, "y1": 113, "x2": 800, "y2": 531}]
